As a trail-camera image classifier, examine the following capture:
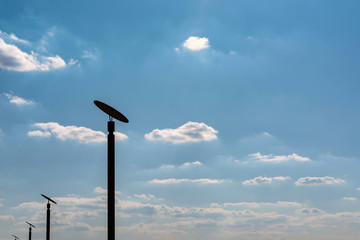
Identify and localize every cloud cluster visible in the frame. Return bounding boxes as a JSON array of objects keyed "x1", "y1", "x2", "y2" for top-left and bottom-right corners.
[
  {"x1": 183, "y1": 36, "x2": 210, "y2": 51},
  {"x1": 249, "y1": 152, "x2": 310, "y2": 163},
  {"x1": 28, "y1": 122, "x2": 127, "y2": 143},
  {"x1": 149, "y1": 178, "x2": 230, "y2": 184},
  {"x1": 11, "y1": 187, "x2": 360, "y2": 240},
  {"x1": 145, "y1": 121, "x2": 218, "y2": 144},
  {"x1": 242, "y1": 176, "x2": 290, "y2": 185},
  {"x1": 3, "y1": 92, "x2": 35, "y2": 106},
  {"x1": 295, "y1": 176, "x2": 345, "y2": 186}
]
